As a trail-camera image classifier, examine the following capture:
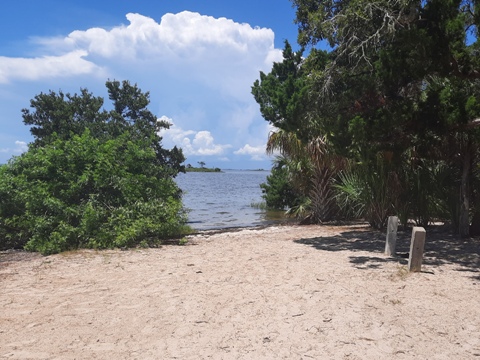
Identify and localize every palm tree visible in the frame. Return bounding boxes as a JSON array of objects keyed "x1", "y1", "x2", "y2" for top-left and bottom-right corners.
[{"x1": 266, "y1": 129, "x2": 346, "y2": 223}]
